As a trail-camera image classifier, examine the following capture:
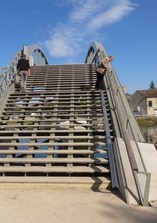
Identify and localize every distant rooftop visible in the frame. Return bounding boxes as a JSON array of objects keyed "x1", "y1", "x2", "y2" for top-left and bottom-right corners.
[{"x1": 137, "y1": 89, "x2": 157, "y2": 98}]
